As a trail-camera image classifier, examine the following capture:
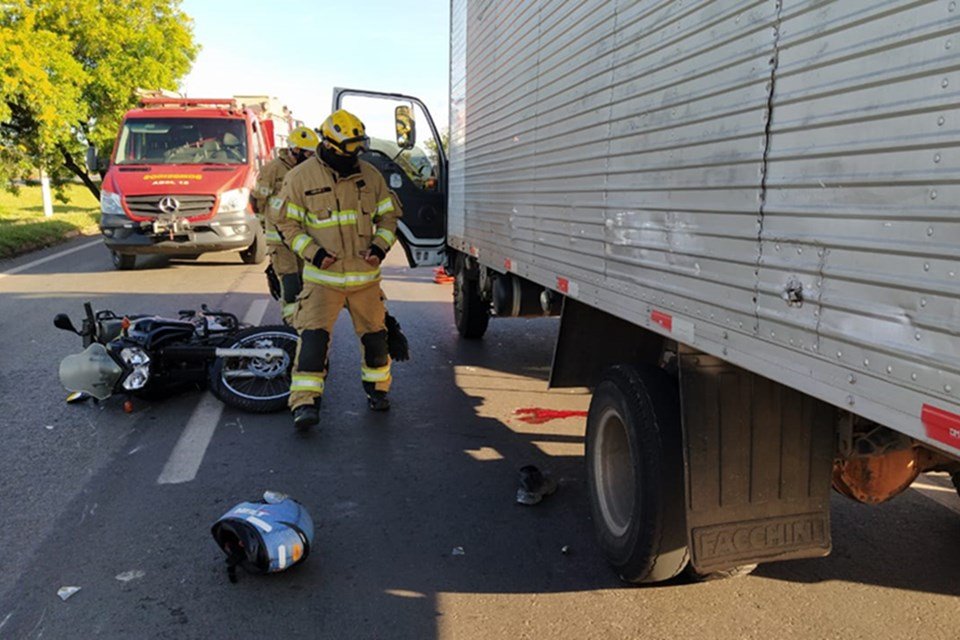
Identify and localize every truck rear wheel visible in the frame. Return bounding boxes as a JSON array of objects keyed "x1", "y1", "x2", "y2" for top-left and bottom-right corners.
[
  {"x1": 111, "y1": 250, "x2": 136, "y2": 271},
  {"x1": 453, "y1": 262, "x2": 489, "y2": 339},
  {"x1": 586, "y1": 364, "x2": 689, "y2": 584},
  {"x1": 240, "y1": 230, "x2": 266, "y2": 265}
]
